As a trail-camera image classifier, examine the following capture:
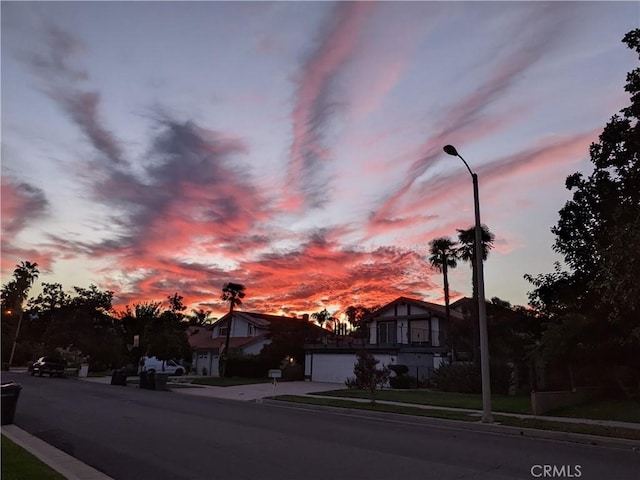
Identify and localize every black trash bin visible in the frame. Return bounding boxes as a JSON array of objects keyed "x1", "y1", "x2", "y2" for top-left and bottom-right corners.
[
  {"x1": 110, "y1": 369, "x2": 127, "y2": 386},
  {"x1": 1, "y1": 382, "x2": 23, "y2": 425},
  {"x1": 139, "y1": 370, "x2": 148, "y2": 389},
  {"x1": 146, "y1": 370, "x2": 156, "y2": 390}
]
